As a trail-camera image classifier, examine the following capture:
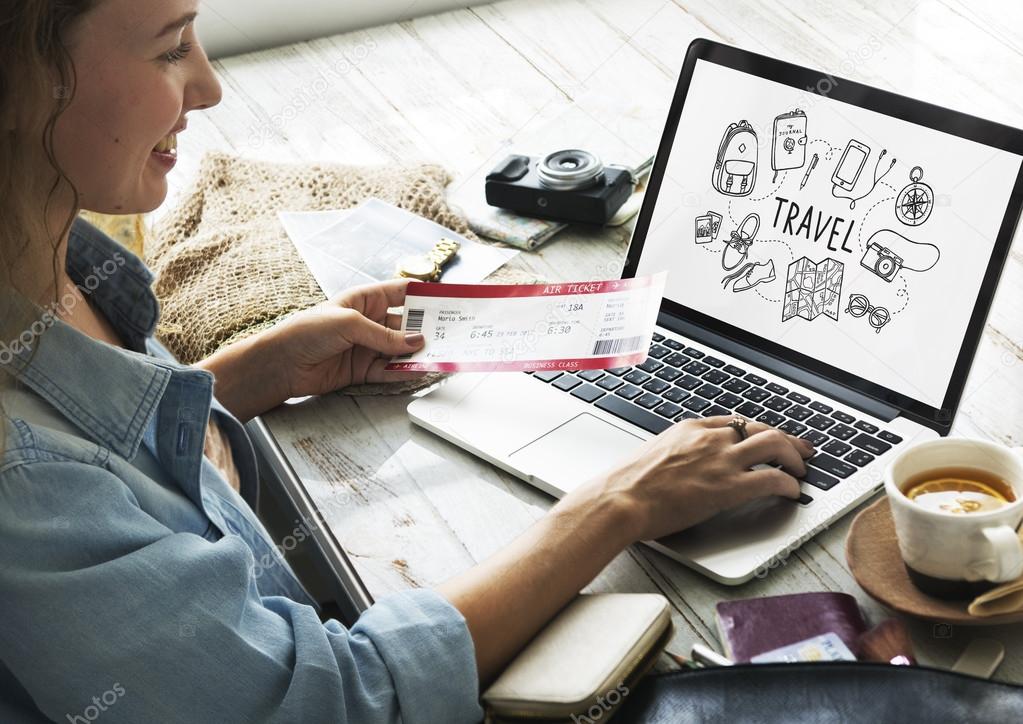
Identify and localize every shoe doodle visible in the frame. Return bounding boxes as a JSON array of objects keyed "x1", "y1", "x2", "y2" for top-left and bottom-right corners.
[
  {"x1": 782, "y1": 256, "x2": 844, "y2": 322},
  {"x1": 771, "y1": 109, "x2": 808, "y2": 183},
  {"x1": 694, "y1": 211, "x2": 723, "y2": 244},
  {"x1": 895, "y1": 166, "x2": 934, "y2": 226},
  {"x1": 712, "y1": 120, "x2": 758, "y2": 196},
  {"x1": 845, "y1": 293, "x2": 891, "y2": 334},
  {"x1": 722, "y1": 213, "x2": 760, "y2": 270},
  {"x1": 722, "y1": 259, "x2": 776, "y2": 293},
  {"x1": 830, "y1": 139, "x2": 896, "y2": 210},
  {"x1": 860, "y1": 229, "x2": 940, "y2": 283}
]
